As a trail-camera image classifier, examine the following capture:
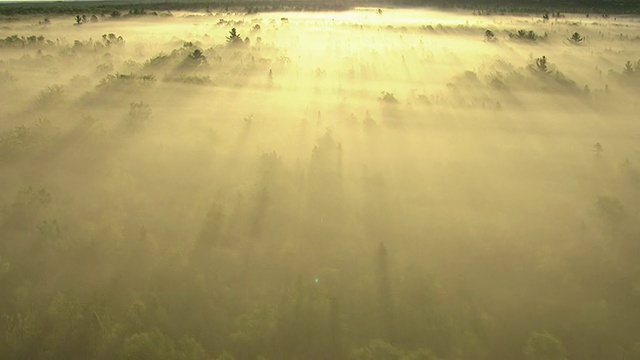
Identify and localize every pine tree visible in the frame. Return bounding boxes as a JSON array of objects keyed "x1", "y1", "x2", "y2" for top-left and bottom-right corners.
[
  {"x1": 375, "y1": 242, "x2": 396, "y2": 342},
  {"x1": 226, "y1": 28, "x2": 243, "y2": 45}
]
